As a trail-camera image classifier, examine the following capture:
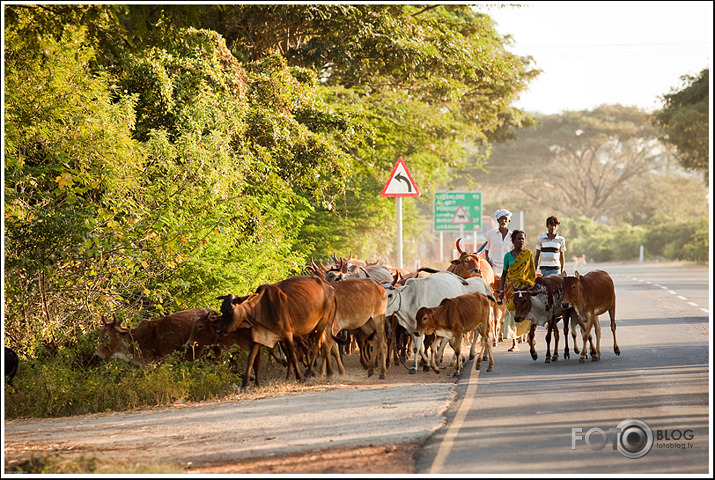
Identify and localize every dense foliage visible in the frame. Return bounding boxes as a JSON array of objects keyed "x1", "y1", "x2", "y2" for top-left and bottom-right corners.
[
  {"x1": 4, "y1": 4, "x2": 538, "y2": 355},
  {"x1": 655, "y1": 68, "x2": 709, "y2": 182}
]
